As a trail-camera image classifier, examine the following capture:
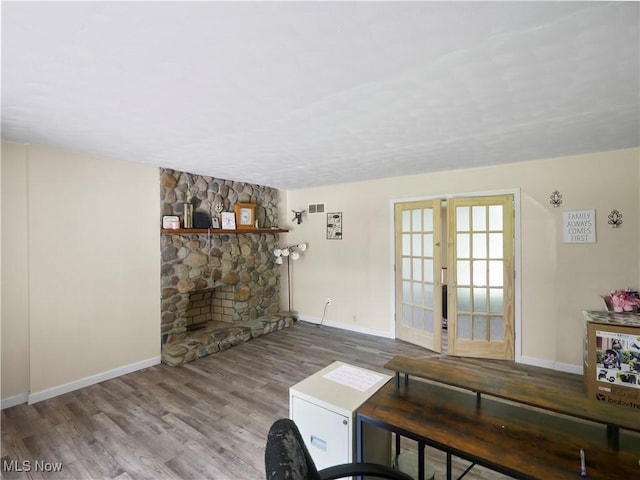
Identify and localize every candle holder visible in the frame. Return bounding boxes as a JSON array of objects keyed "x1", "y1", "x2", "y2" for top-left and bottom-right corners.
[
  {"x1": 608, "y1": 209, "x2": 623, "y2": 228},
  {"x1": 549, "y1": 190, "x2": 563, "y2": 208}
]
